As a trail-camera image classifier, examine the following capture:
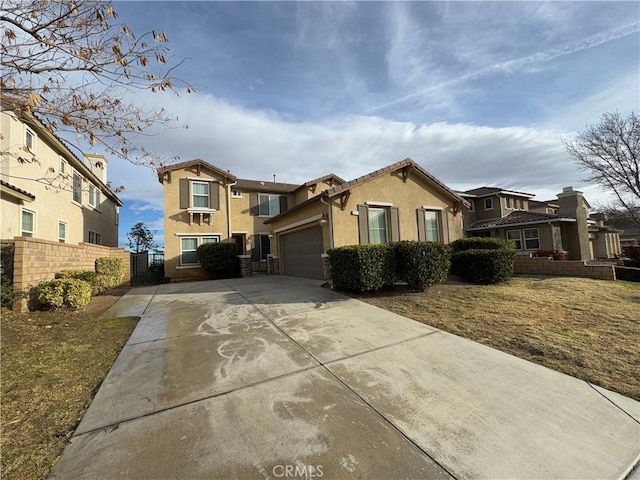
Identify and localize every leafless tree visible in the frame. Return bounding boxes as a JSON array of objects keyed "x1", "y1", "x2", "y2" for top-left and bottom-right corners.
[
  {"x1": 565, "y1": 111, "x2": 640, "y2": 226},
  {"x1": 1, "y1": 0, "x2": 193, "y2": 168}
]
